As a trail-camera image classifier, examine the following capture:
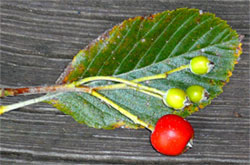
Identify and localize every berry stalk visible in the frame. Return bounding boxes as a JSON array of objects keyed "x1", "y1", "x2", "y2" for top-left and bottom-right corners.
[
  {"x1": 74, "y1": 76, "x2": 166, "y2": 97},
  {"x1": 0, "y1": 86, "x2": 92, "y2": 114},
  {"x1": 90, "y1": 90, "x2": 154, "y2": 131},
  {"x1": 0, "y1": 93, "x2": 62, "y2": 115},
  {"x1": 95, "y1": 64, "x2": 189, "y2": 91}
]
